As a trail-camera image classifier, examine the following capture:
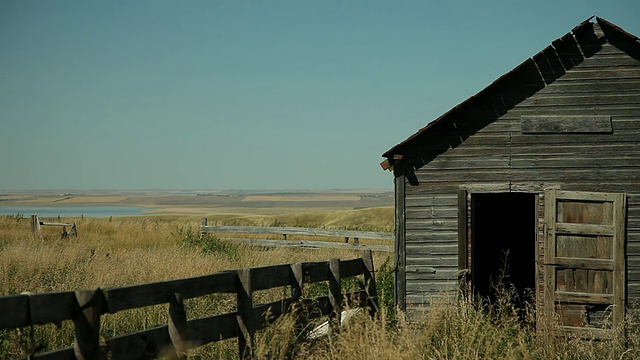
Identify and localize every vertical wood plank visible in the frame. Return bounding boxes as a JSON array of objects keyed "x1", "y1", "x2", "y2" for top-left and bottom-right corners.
[
  {"x1": 394, "y1": 166, "x2": 406, "y2": 312},
  {"x1": 290, "y1": 262, "x2": 306, "y2": 336},
  {"x1": 73, "y1": 290, "x2": 103, "y2": 360},
  {"x1": 362, "y1": 250, "x2": 379, "y2": 318},
  {"x1": 613, "y1": 193, "x2": 626, "y2": 329},
  {"x1": 543, "y1": 189, "x2": 557, "y2": 329},
  {"x1": 237, "y1": 269, "x2": 254, "y2": 360},
  {"x1": 458, "y1": 190, "x2": 468, "y2": 291},
  {"x1": 328, "y1": 258, "x2": 342, "y2": 333},
  {"x1": 290, "y1": 263, "x2": 303, "y2": 301},
  {"x1": 200, "y1": 218, "x2": 207, "y2": 238},
  {"x1": 168, "y1": 293, "x2": 188, "y2": 360},
  {"x1": 534, "y1": 193, "x2": 542, "y2": 321},
  {"x1": 31, "y1": 214, "x2": 41, "y2": 239}
]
